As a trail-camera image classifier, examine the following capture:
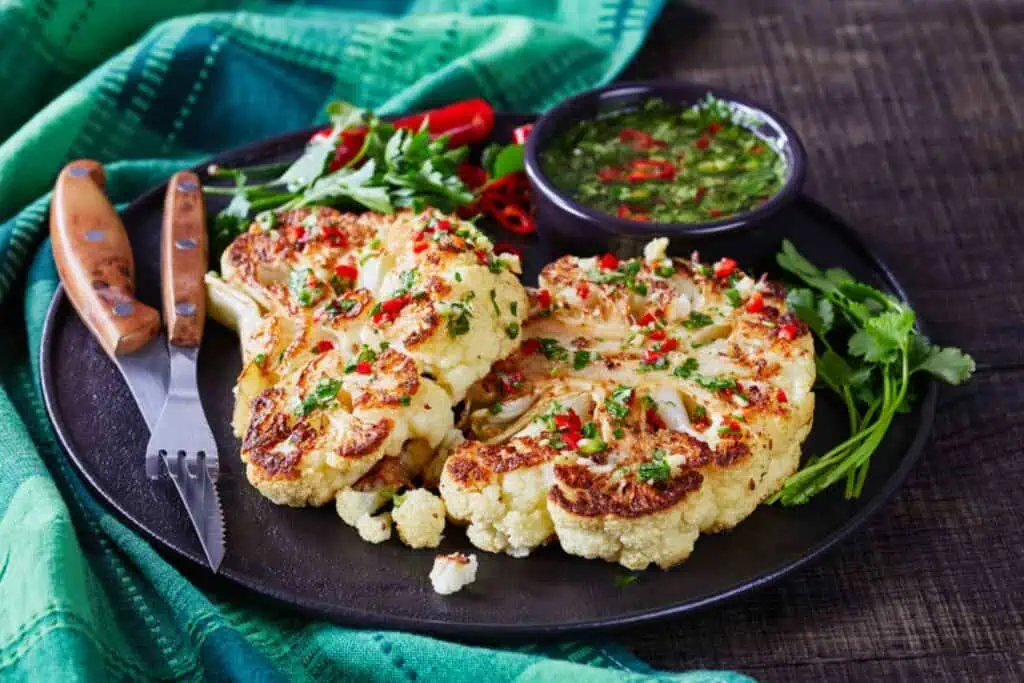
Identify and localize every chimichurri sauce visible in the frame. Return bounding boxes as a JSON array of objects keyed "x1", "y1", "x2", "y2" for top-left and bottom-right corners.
[{"x1": 541, "y1": 96, "x2": 787, "y2": 223}]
